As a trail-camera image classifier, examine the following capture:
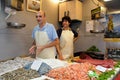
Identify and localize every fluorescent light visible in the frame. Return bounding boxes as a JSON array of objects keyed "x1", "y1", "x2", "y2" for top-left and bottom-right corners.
[
  {"x1": 52, "y1": 0, "x2": 59, "y2": 3},
  {"x1": 59, "y1": 0, "x2": 66, "y2": 2},
  {"x1": 104, "y1": 0, "x2": 112, "y2": 2}
]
